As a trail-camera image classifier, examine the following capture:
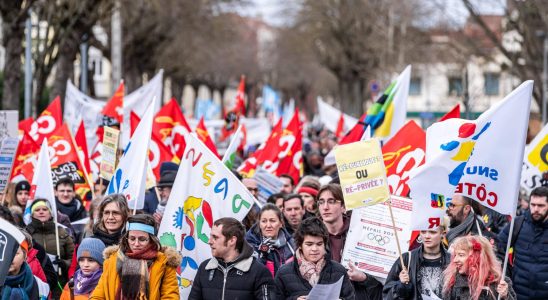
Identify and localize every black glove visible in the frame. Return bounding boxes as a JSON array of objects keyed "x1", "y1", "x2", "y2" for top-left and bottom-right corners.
[
  {"x1": 258, "y1": 237, "x2": 275, "y2": 254},
  {"x1": 52, "y1": 256, "x2": 67, "y2": 271}
]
